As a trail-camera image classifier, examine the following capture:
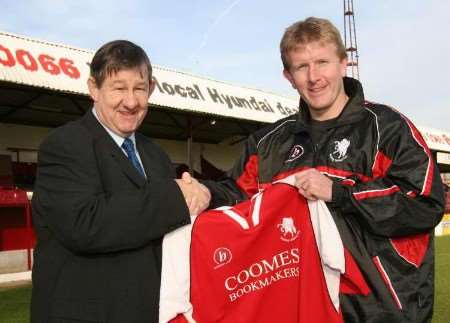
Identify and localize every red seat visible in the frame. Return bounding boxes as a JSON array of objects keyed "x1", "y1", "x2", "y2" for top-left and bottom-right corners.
[{"x1": 0, "y1": 188, "x2": 29, "y2": 206}]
